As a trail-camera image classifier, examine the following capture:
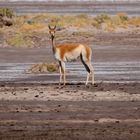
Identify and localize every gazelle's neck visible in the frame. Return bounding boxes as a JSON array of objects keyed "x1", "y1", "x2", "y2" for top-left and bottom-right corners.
[{"x1": 51, "y1": 37, "x2": 56, "y2": 54}]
